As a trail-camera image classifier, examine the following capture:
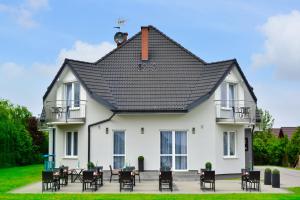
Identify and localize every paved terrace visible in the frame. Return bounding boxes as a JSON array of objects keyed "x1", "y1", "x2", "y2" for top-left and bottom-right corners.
[{"x1": 11, "y1": 166, "x2": 300, "y2": 194}]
